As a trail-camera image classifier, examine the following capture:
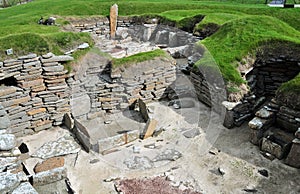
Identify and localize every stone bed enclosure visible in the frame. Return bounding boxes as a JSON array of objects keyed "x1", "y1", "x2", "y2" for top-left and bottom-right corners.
[{"x1": 0, "y1": 15, "x2": 300, "y2": 169}]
